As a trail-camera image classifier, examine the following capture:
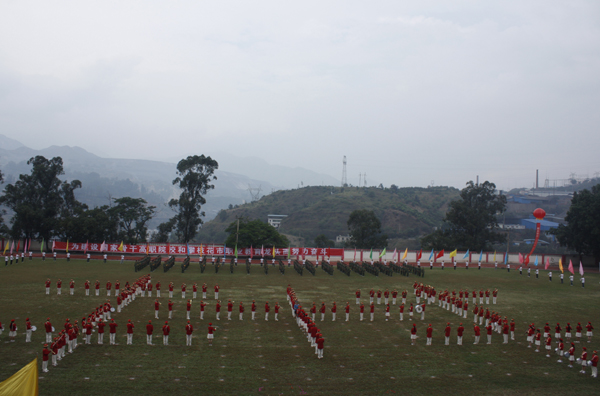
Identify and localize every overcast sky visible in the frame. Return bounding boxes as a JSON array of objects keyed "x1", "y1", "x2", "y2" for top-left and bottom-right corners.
[{"x1": 1, "y1": 1, "x2": 599, "y2": 191}]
